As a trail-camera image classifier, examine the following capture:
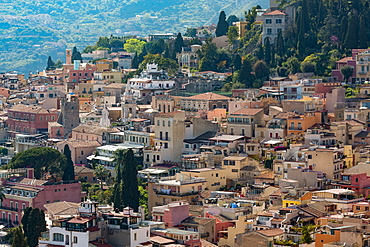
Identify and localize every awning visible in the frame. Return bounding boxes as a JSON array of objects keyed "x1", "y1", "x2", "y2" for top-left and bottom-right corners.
[
  {"x1": 87, "y1": 155, "x2": 114, "y2": 162},
  {"x1": 264, "y1": 140, "x2": 283, "y2": 145}
]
